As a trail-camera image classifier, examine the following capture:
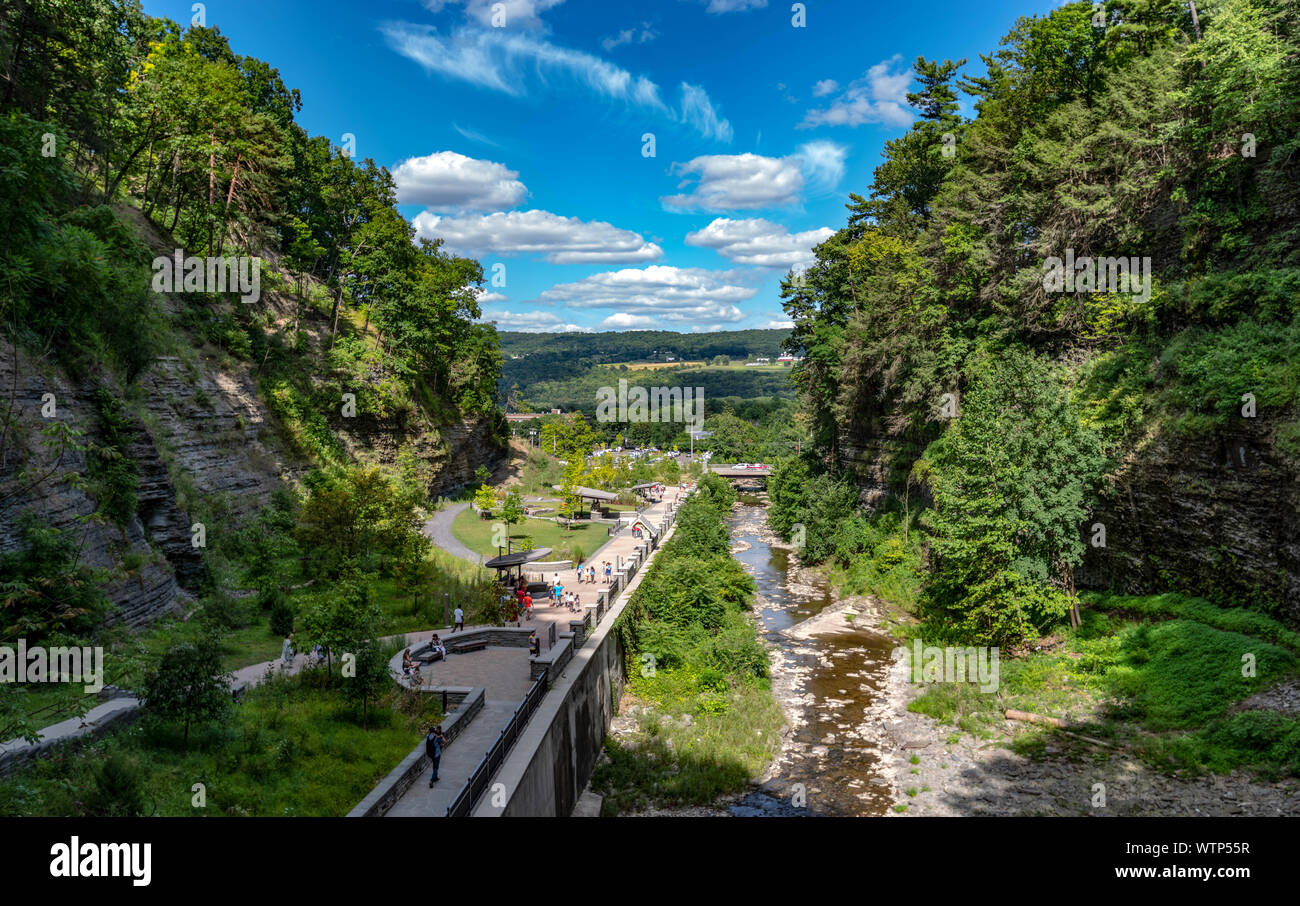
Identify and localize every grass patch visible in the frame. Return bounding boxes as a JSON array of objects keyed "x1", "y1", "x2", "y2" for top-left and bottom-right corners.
[
  {"x1": 904, "y1": 591, "x2": 1300, "y2": 778},
  {"x1": 0, "y1": 669, "x2": 441, "y2": 817},
  {"x1": 450, "y1": 505, "x2": 609, "y2": 562},
  {"x1": 593, "y1": 675, "x2": 782, "y2": 815}
]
